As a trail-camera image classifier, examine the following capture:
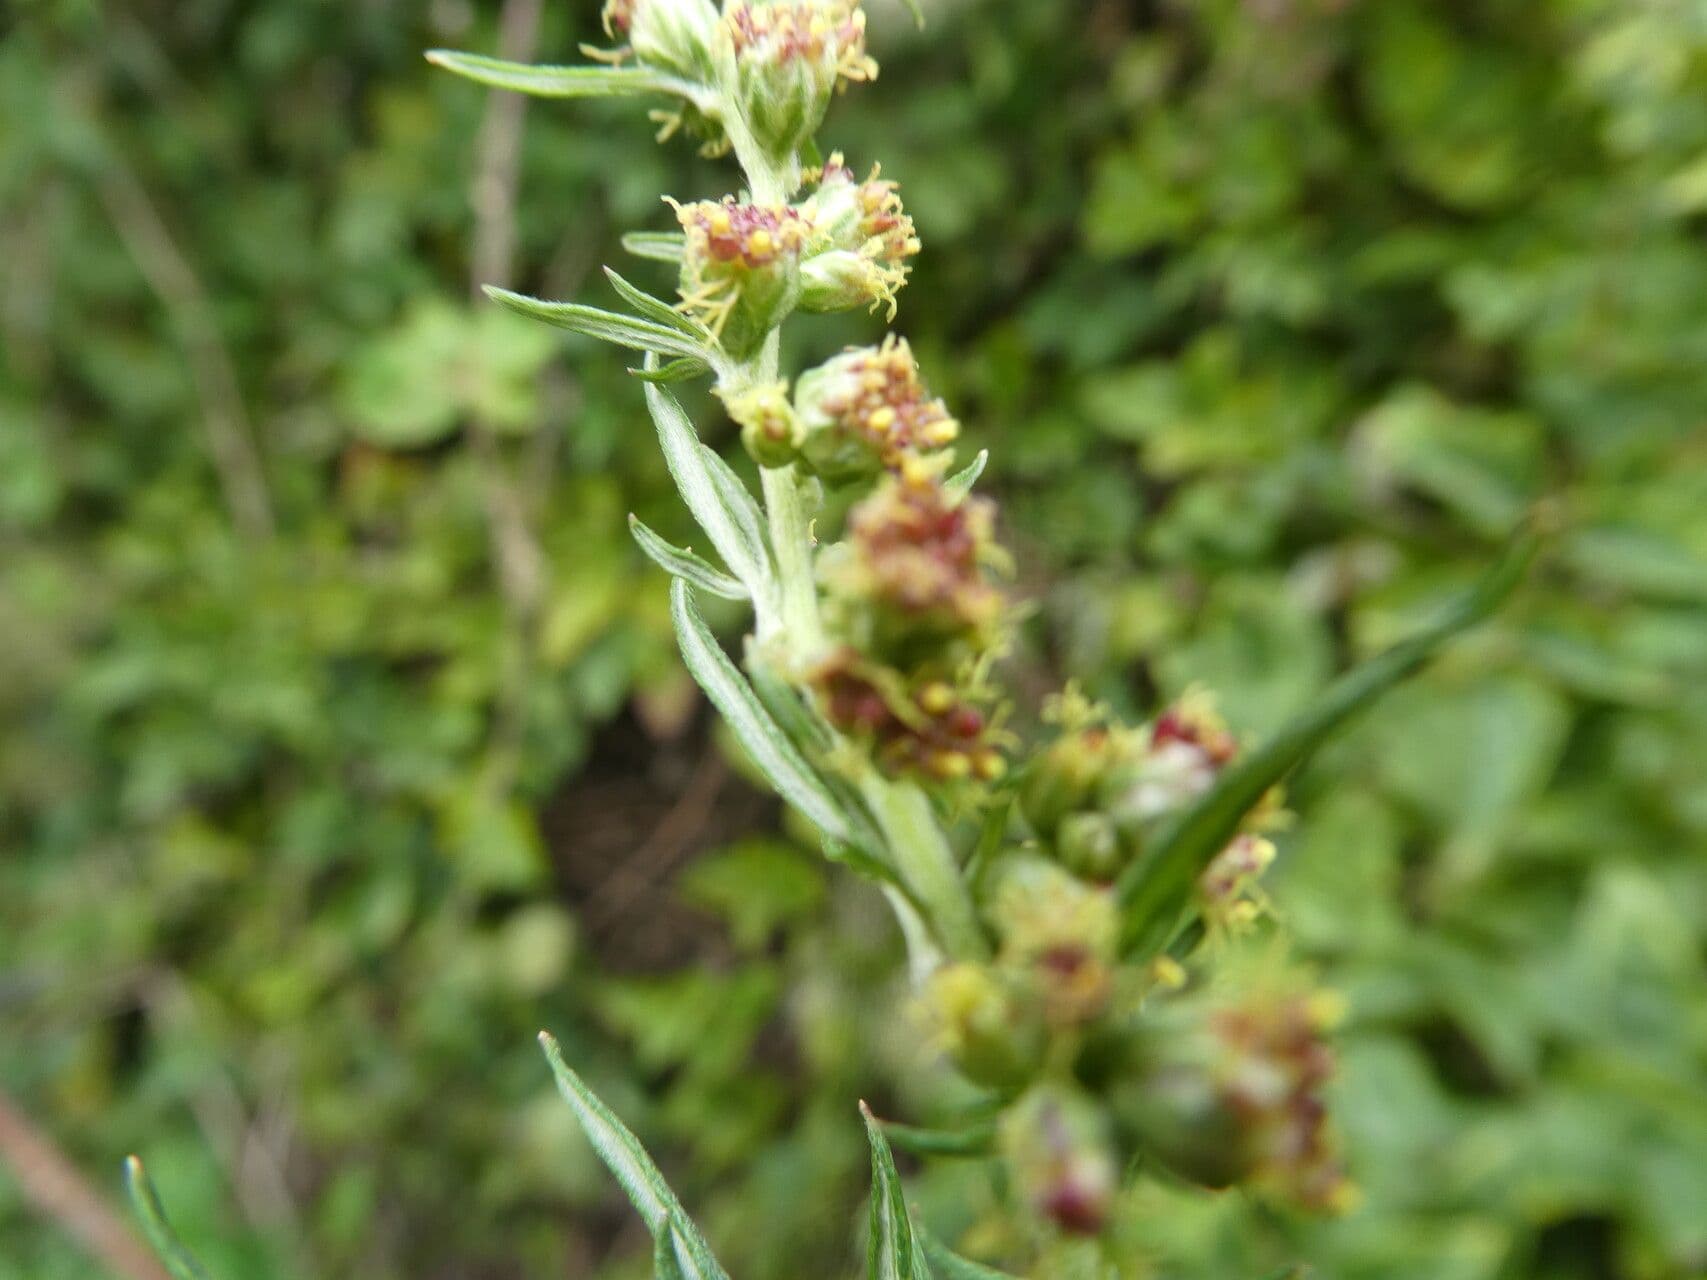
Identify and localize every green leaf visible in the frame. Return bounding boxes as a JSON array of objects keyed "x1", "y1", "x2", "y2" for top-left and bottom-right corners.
[
  {"x1": 879, "y1": 1118, "x2": 997, "y2": 1157},
  {"x1": 629, "y1": 514, "x2": 749, "y2": 600},
  {"x1": 623, "y1": 231, "x2": 688, "y2": 263},
  {"x1": 944, "y1": 449, "x2": 988, "y2": 500},
  {"x1": 1115, "y1": 519, "x2": 1542, "y2": 959},
  {"x1": 124, "y1": 1157, "x2": 213, "y2": 1280},
  {"x1": 484, "y1": 286, "x2": 708, "y2": 361},
  {"x1": 863, "y1": 1103, "x2": 934, "y2": 1280},
  {"x1": 697, "y1": 444, "x2": 770, "y2": 572},
  {"x1": 671, "y1": 579, "x2": 856, "y2": 847},
  {"x1": 604, "y1": 267, "x2": 708, "y2": 338},
  {"x1": 918, "y1": 1228, "x2": 1023, "y2": 1280},
  {"x1": 643, "y1": 372, "x2": 772, "y2": 595},
  {"x1": 426, "y1": 50, "x2": 697, "y2": 101},
  {"x1": 538, "y1": 1033, "x2": 730, "y2": 1280},
  {"x1": 631, "y1": 356, "x2": 713, "y2": 383}
]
